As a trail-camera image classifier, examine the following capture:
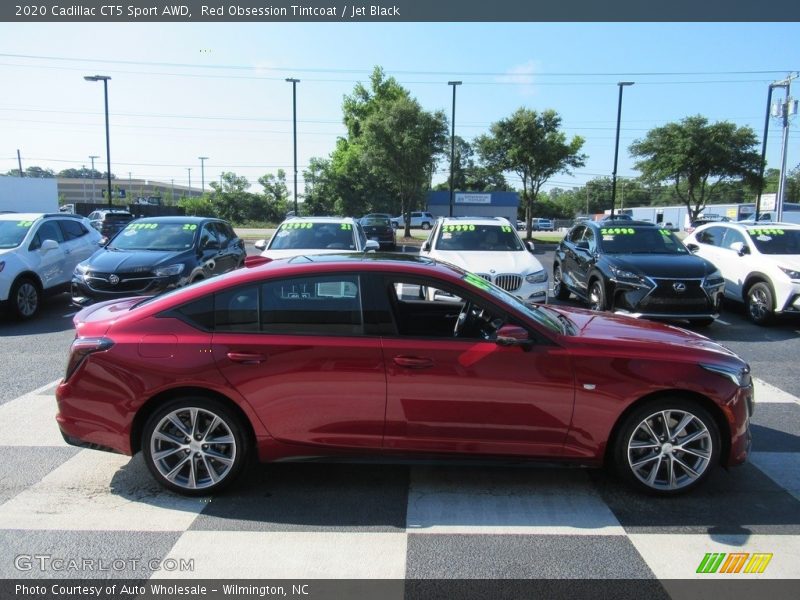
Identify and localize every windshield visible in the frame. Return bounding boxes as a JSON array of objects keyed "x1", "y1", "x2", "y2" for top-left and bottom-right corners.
[
  {"x1": 109, "y1": 222, "x2": 197, "y2": 251},
  {"x1": 747, "y1": 227, "x2": 800, "y2": 255},
  {"x1": 362, "y1": 217, "x2": 391, "y2": 228},
  {"x1": 0, "y1": 220, "x2": 34, "y2": 249},
  {"x1": 598, "y1": 226, "x2": 688, "y2": 254},
  {"x1": 268, "y1": 222, "x2": 357, "y2": 250},
  {"x1": 436, "y1": 224, "x2": 524, "y2": 252},
  {"x1": 461, "y1": 272, "x2": 567, "y2": 335}
]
